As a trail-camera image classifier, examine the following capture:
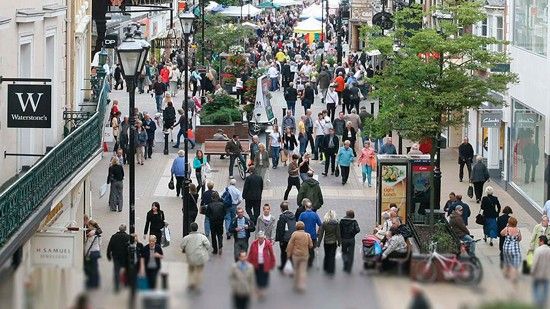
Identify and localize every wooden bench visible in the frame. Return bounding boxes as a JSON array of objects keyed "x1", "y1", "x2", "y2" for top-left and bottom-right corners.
[
  {"x1": 203, "y1": 139, "x2": 250, "y2": 162},
  {"x1": 388, "y1": 239, "x2": 412, "y2": 275}
]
